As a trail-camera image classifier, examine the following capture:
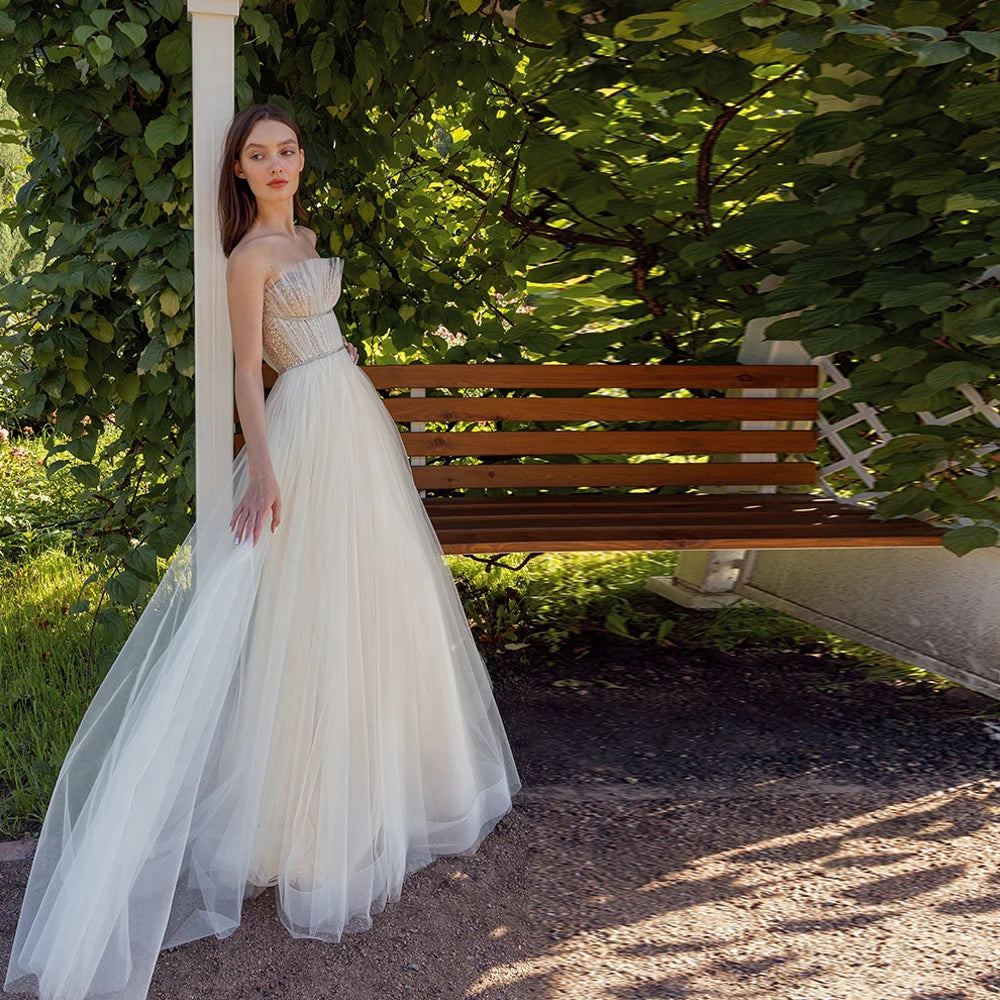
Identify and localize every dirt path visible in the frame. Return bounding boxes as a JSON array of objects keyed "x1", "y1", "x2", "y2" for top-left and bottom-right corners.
[{"x1": 3, "y1": 633, "x2": 1000, "y2": 999}]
